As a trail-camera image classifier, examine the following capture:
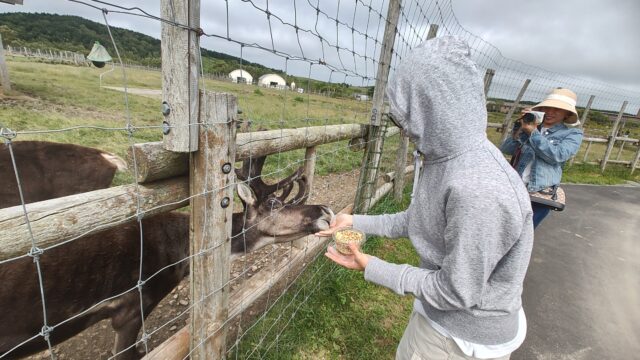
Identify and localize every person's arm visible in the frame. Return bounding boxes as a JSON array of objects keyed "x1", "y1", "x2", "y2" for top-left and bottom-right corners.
[
  {"x1": 353, "y1": 211, "x2": 409, "y2": 239},
  {"x1": 527, "y1": 129, "x2": 583, "y2": 164},
  {"x1": 363, "y1": 187, "x2": 523, "y2": 310},
  {"x1": 500, "y1": 137, "x2": 520, "y2": 155}
]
